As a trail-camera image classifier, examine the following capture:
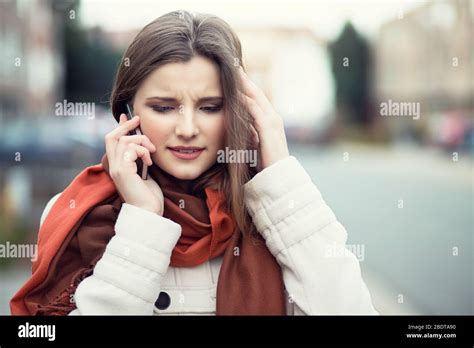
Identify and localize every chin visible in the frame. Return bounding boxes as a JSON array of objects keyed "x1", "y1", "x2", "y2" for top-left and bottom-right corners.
[
  {"x1": 157, "y1": 160, "x2": 206, "y2": 180},
  {"x1": 169, "y1": 169, "x2": 203, "y2": 180},
  {"x1": 156, "y1": 149, "x2": 217, "y2": 181}
]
